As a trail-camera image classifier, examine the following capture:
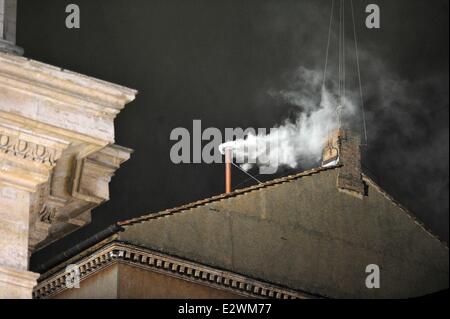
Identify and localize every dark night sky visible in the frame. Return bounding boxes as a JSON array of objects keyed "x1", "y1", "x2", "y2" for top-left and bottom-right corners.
[{"x1": 19, "y1": 0, "x2": 448, "y2": 266}]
